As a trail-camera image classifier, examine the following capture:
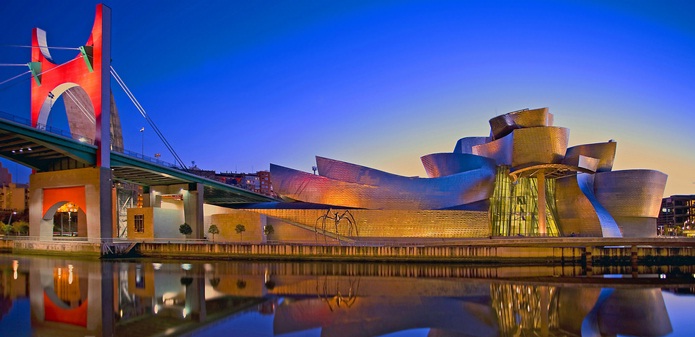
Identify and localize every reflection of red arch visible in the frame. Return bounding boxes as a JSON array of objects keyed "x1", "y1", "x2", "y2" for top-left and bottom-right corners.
[
  {"x1": 43, "y1": 186, "x2": 86, "y2": 216},
  {"x1": 43, "y1": 290, "x2": 88, "y2": 327}
]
